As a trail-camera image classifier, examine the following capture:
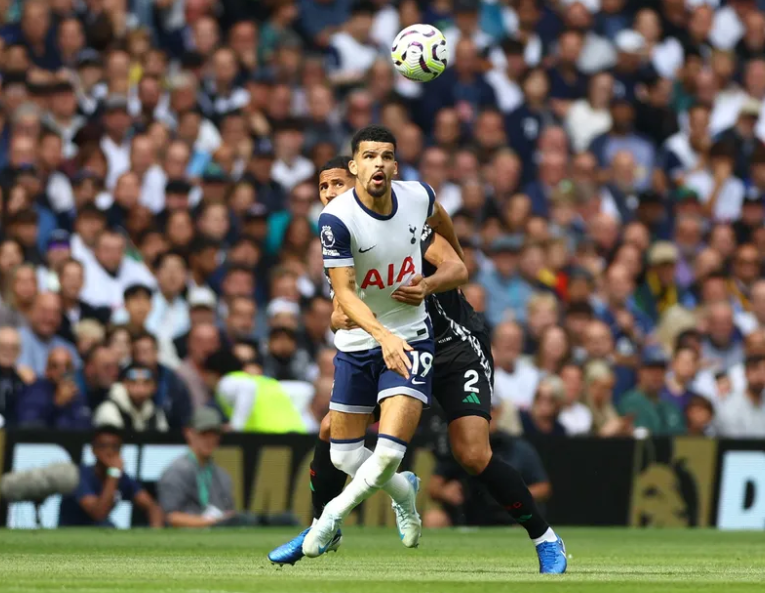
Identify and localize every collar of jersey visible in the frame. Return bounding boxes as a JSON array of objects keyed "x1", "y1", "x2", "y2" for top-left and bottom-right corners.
[{"x1": 353, "y1": 188, "x2": 398, "y2": 220}]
